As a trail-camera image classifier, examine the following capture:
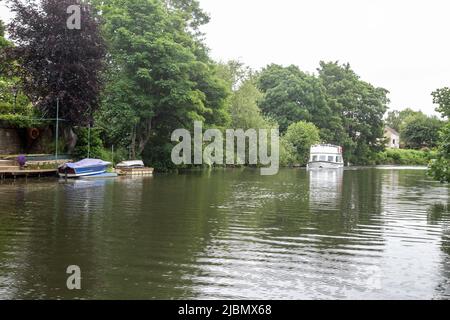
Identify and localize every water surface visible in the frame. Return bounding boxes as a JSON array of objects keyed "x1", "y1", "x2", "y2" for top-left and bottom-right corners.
[{"x1": 0, "y1": 168, "x2": 449, "y2": 299}]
